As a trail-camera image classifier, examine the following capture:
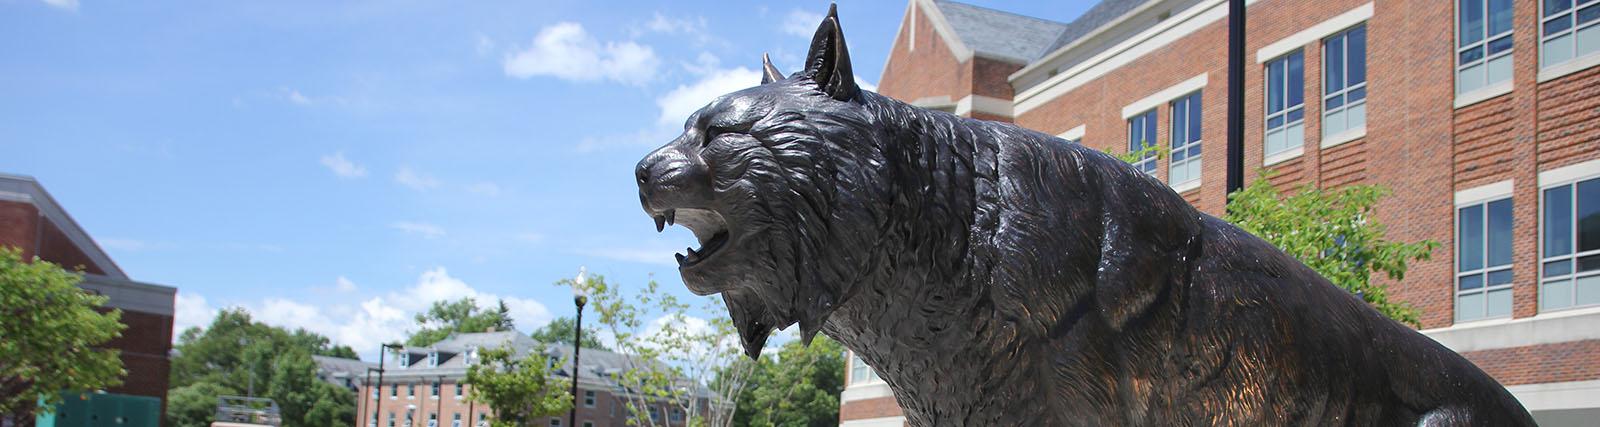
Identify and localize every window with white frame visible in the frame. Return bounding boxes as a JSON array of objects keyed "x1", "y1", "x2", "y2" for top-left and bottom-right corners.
[
  {"x1": 429, "y1": 414, "x2": 438, "y2": 427},
  {"x1": 428, "y1": 351, "x2": 438, "y2": 367},
  {"x1": 849, "y1": 352, "x2": 880, "y2": 385},
  {"x1": 407, "y1": 384, "x2": 415, "y2": 399},
  {"x1": 452, "y1": 413, "x2": 462, "y2": 427},
  {"x1": 1459, "y1": 0, "x2": 1514, "y2": 94},
  {"x1": 1127, "y1": 109, "x2": 1158, "y2": 175},
  {"x1": 431, "y1": 381, "x2": 440, "y2": 398},
  {"x1": 584, "y1": 390, "x2": 595, "y2": 408},
  {"x1": 1324, "y1": 25, "x2": 1367, "y2": 138},
  {"x1": 1457, "y1": 197, "x2": 1515, "y2": 321},
  {"x1": 1264, "y1": 51, "x2": 1305, "y2": 159},
  {"x1": 1541, "y1": 176, "x2": 1600, "y2": 310},
  {"x1": 1169, "y1": 91, "x2": 1202, "y2": 187},
  {"x1": 398, "y1": 352, "x2": 409, "y2": 368},
  {"x1": 1541, "y1": 0, "x2": 1600, "y2": 69},
  {"x1": 455, "y1": 383, "x2": 462, "y2": 398}
]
